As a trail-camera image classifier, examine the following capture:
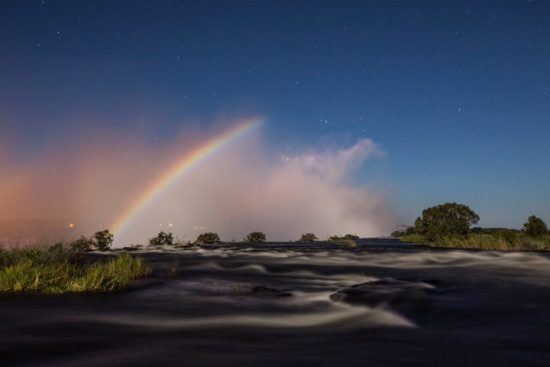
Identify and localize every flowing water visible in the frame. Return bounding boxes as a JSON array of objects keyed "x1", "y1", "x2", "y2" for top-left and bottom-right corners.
[{"x1": 1, "y1": 239, "x2": 550, "y2": 366}]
